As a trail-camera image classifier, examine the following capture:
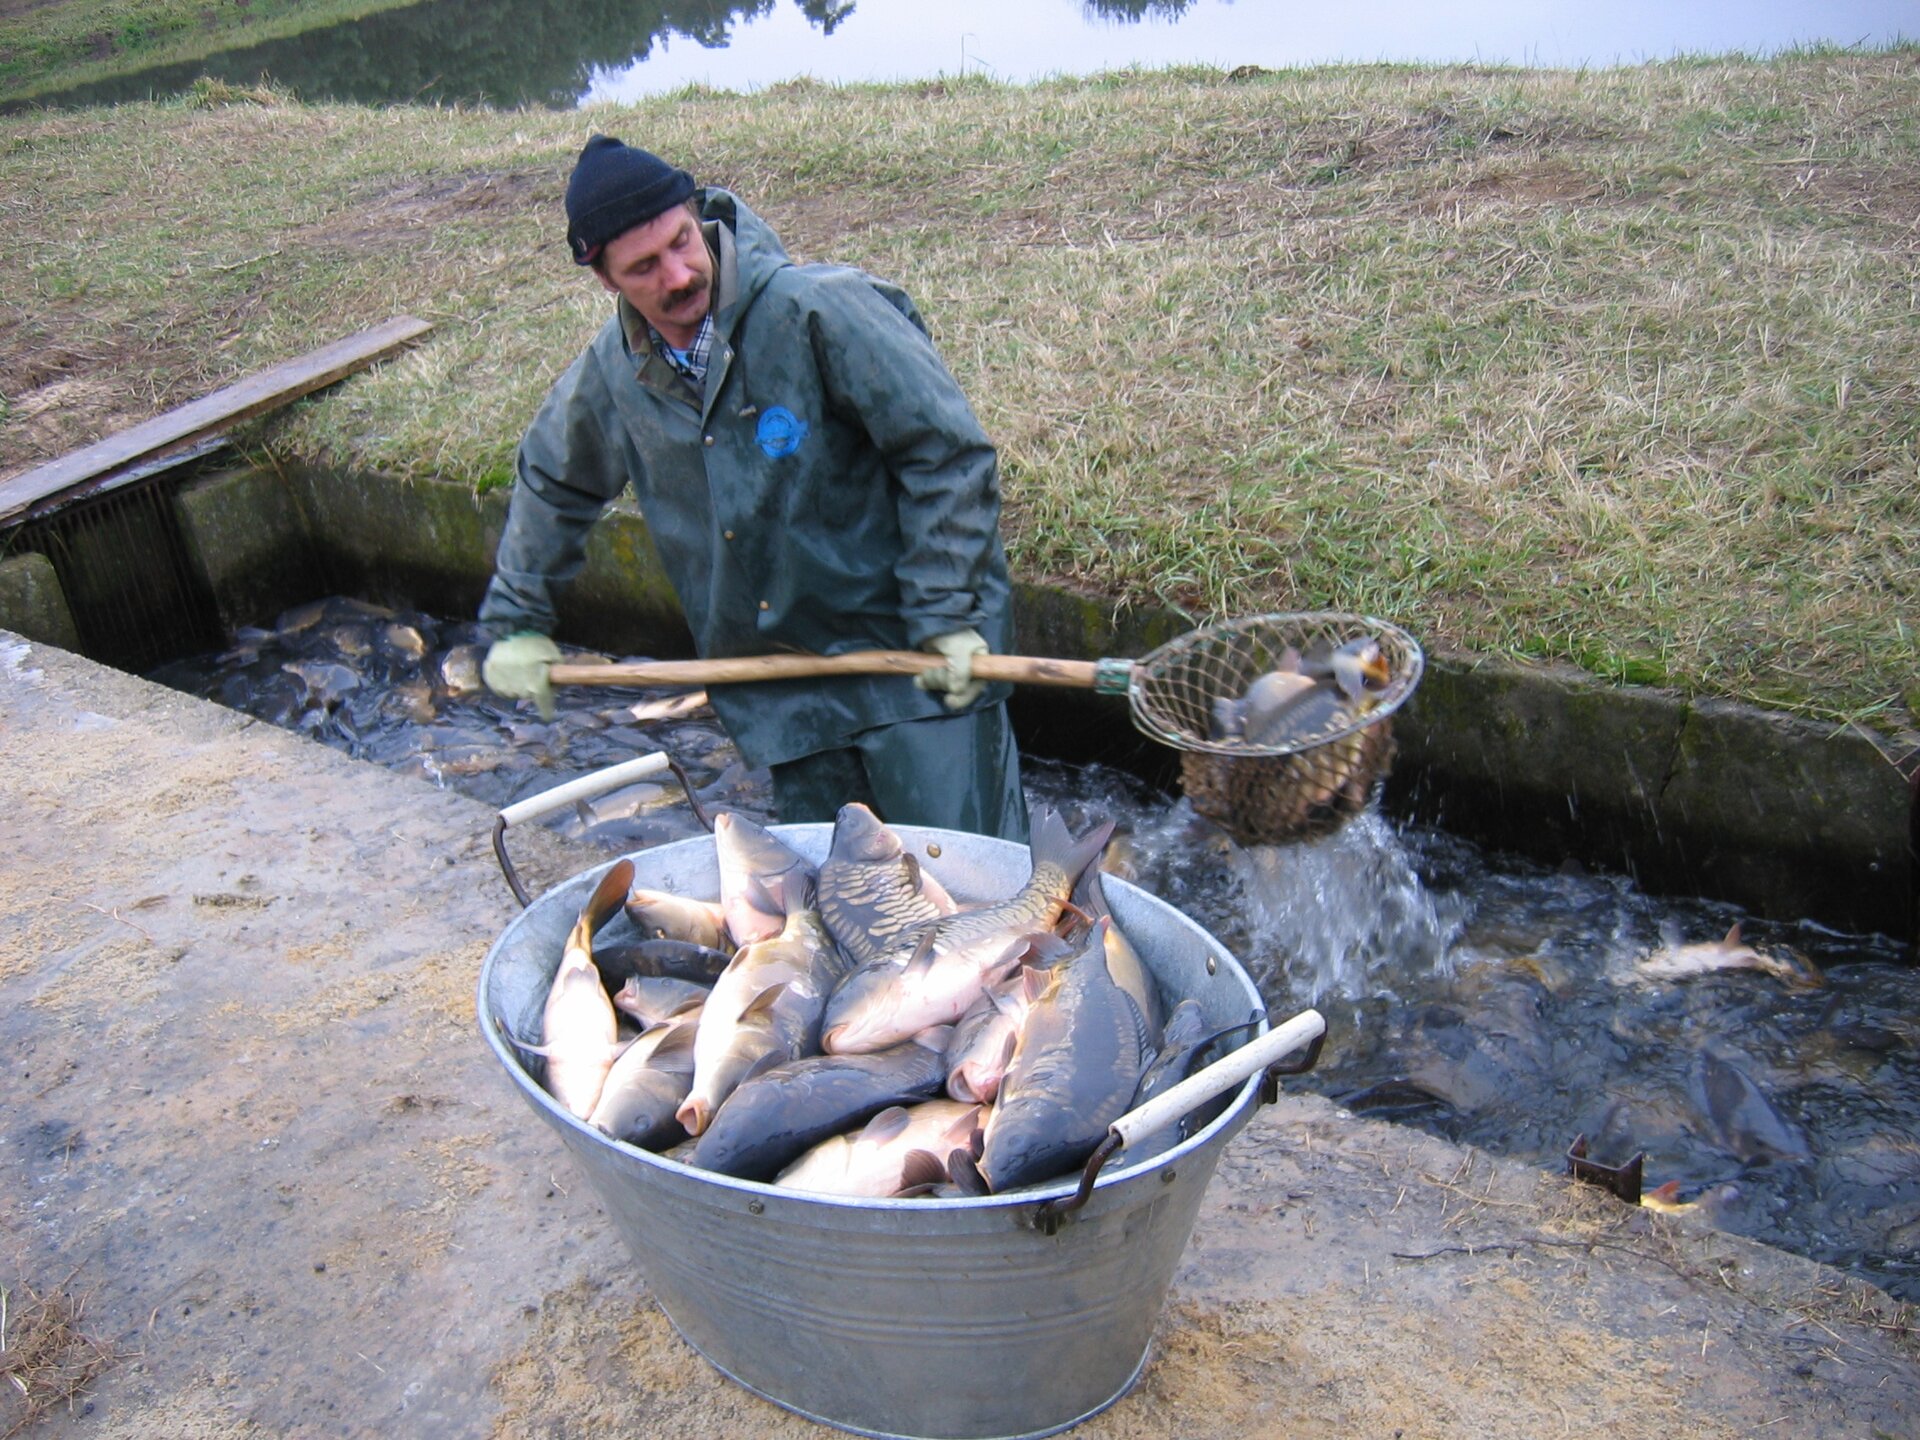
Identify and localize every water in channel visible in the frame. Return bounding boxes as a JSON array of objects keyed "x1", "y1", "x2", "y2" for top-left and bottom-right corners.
[{"x1": 147, "y1": 594, "x2": 1920, "y2": 1303}]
